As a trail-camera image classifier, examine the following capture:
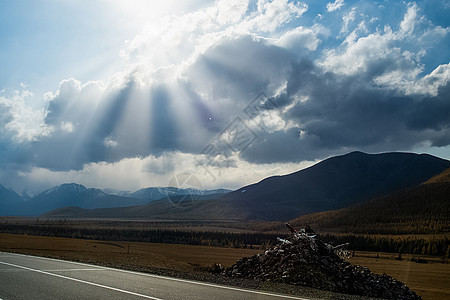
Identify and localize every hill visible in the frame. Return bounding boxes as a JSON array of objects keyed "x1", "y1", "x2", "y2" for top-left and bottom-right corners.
[
  {"x1": 217, "y1": 151, "x2": 450, "y2": 220},
  {"x1": 42, "y1": 152, "x2": 450, "y2": 221},
  {"x1": 425, "y1": 167, "x2": 450, "y2": 184},
  {"x1": 41, "y1": 193, "x2": 239, "y2": 220},
  {"x1": 289, "y1": 167, "x2": 450, "y2": 234}
]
